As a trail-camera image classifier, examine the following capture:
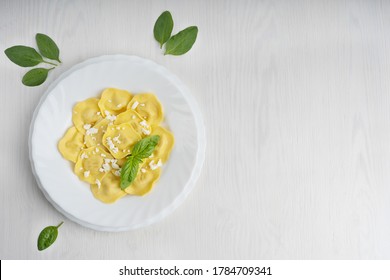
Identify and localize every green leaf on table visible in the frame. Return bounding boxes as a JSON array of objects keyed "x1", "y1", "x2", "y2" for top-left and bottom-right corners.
[
  {"x1": 164, "y1": 26, "x2": 198, "y2": 56},
  {"x1": 22, "y1": 68, "x2": 52, "y2": 87},
  {"x1": 4, "y1": 46, "x2": 44, "y2": 67},
  {"x1": 37, "y1": 222, "x2": 63, "y2": 251},
  {"x1": 36, "y1": 33, "x2": 61, "y2": 63},
  {"x1": 154, "y1": 11, "x2": 174, "y2": 48}
]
